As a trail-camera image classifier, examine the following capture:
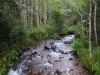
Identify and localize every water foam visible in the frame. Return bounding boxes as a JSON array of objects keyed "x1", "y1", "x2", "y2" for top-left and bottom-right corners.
[
  {"x1": 7, "y1": 69, "x2": 19, "y2": 75},
  {"x1": 49, "y1": 52, "x2": 61, "y2": 58}
]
